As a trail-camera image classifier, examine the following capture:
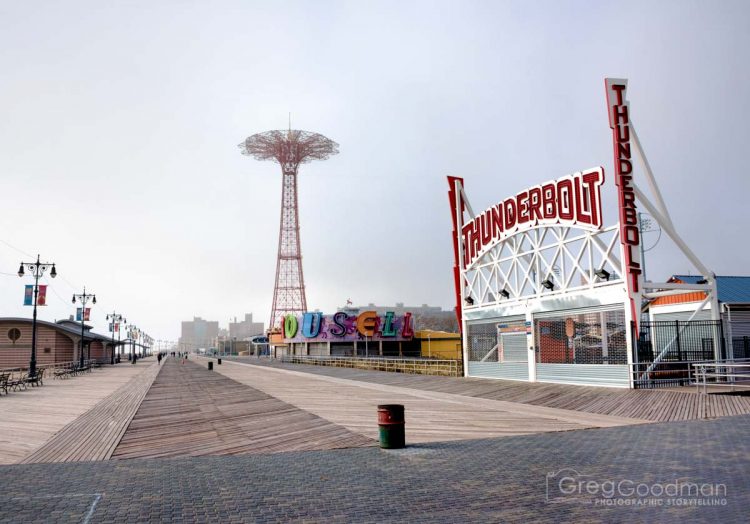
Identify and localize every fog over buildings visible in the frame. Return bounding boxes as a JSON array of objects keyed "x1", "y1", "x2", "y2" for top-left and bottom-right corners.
[{"x1": 0, "y1": 1, "x2": 748, "y2": 342}]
